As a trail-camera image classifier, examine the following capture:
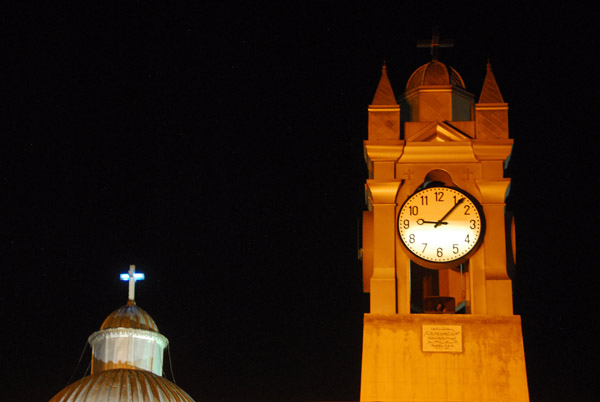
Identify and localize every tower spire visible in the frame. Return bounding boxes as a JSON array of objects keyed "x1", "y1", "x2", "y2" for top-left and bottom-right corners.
[
  {"x1": 368, "y1": 62, "x2": 400, "y2": 140},
  {"x1": 478, "y1": 59, "x2": 505, "y2": 103},
  {"x1": 371, "y1": 62, "x2": 397, "y2": 105}
]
